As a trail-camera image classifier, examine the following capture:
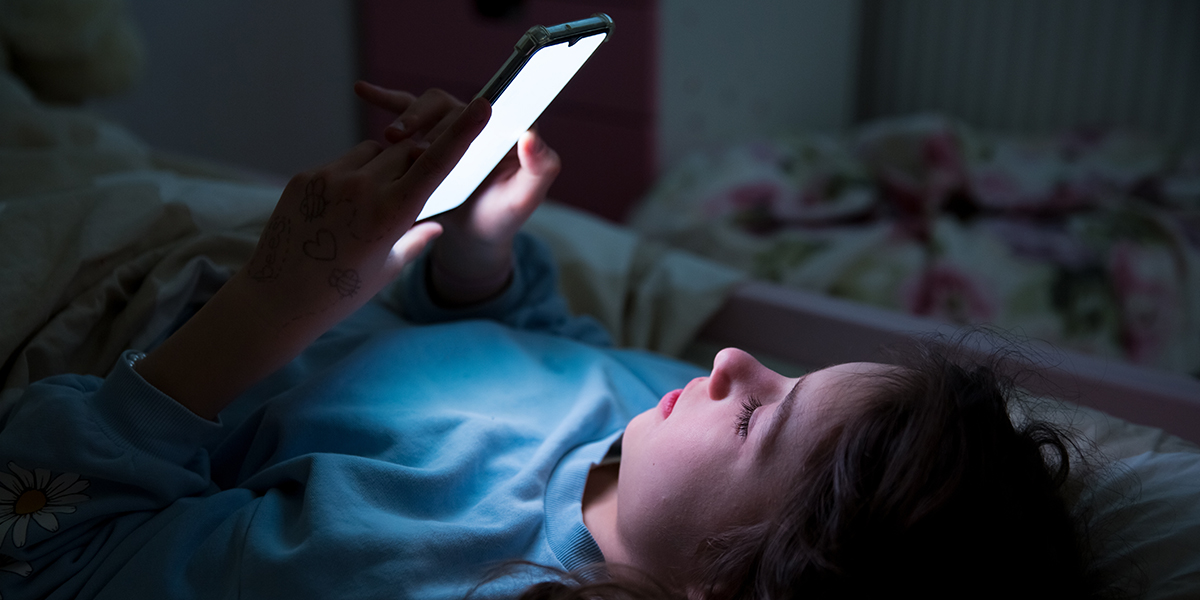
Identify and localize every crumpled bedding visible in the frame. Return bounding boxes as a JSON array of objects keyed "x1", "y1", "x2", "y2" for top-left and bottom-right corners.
[
  {"x1": 0, "y1": 68, "x2": 744, "y2": 418},
  {"x1": 631, "y1": 114, "x2": 1200, "y2": 377}
]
